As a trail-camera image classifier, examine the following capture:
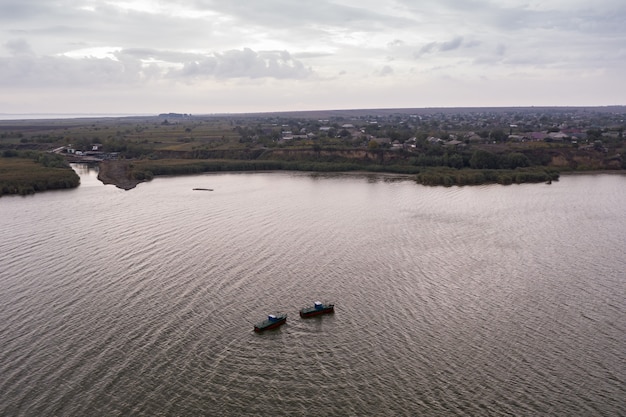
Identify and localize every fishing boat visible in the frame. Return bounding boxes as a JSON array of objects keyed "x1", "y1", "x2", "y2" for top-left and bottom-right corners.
[
  {"x1": 299, "y1": 301, "x2": 335, "y2": 318},
  {"x1": 254, "y1": 313, "x2": 287, "y2": 332}
]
